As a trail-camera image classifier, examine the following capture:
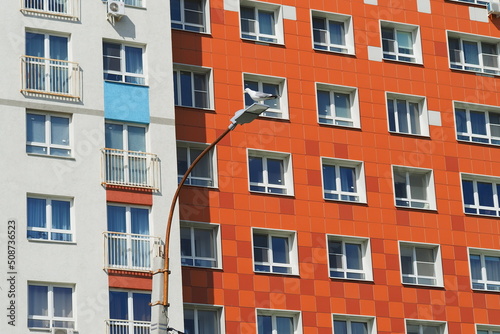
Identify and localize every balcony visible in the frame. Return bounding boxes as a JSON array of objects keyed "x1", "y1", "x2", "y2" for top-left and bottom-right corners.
[
  {"x1": 104, "y1": 232, "x2": 162, "y2": 272},
  {"x1": 106, "y1": 320, "x2": 150, "y2": 334},
  {"x1": 21, "y1": 0, "x2": 79, "y2": 19},
  {"x1": 101, "y1": 148, "x2": 161, "y2": 190},
  {"x1": 21, "y1": 56, "x2": 81, "y2": 99}
]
